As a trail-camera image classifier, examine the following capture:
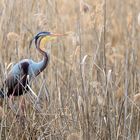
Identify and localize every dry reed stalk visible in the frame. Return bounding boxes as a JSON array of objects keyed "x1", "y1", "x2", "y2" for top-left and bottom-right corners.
[
  {"x1": 138, "y1": 13, "x2": 140, "y2": 26},
  {"x1": 0, "y1": 0, "x2": 140, "y2": 139}
]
